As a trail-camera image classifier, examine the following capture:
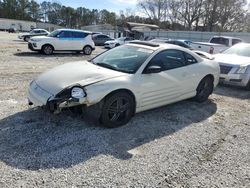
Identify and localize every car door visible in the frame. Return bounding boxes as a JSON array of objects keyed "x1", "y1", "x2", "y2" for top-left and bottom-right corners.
[
  {"x1": 138, "y1": 49, "x2": 193, "y2": 110},
  {"x1": 56, "y1": 31, "x2": 75, "y2": 50},
  {"x1": 72, "y1": 31, "x2": 87, "y2": 50}
]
